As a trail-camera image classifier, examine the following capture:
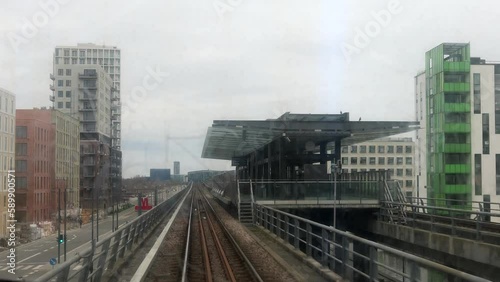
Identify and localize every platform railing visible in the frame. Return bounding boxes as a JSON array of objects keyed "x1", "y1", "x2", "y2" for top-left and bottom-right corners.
[
  {"x1": 254, "y1": 203, "x2": 491, "y2": 282},
  {"x1": 33, "y1": 184, "x2": 190, "y2": 282},
  {"x1": 379, "y1": 200, "x2": 500, "y2": 242},
  {"x1": 240, "y1": 180, "x2": 382, "y2": 206},
  {"x1": 408, "y1": 196, "x2": 500, "y2": 216}
]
